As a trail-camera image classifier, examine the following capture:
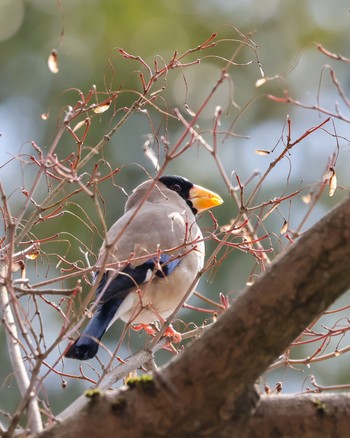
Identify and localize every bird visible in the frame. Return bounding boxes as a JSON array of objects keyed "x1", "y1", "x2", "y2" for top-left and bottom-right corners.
[{"x1": 64, "y1": 175, "x2": 223, "y2": 360}]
